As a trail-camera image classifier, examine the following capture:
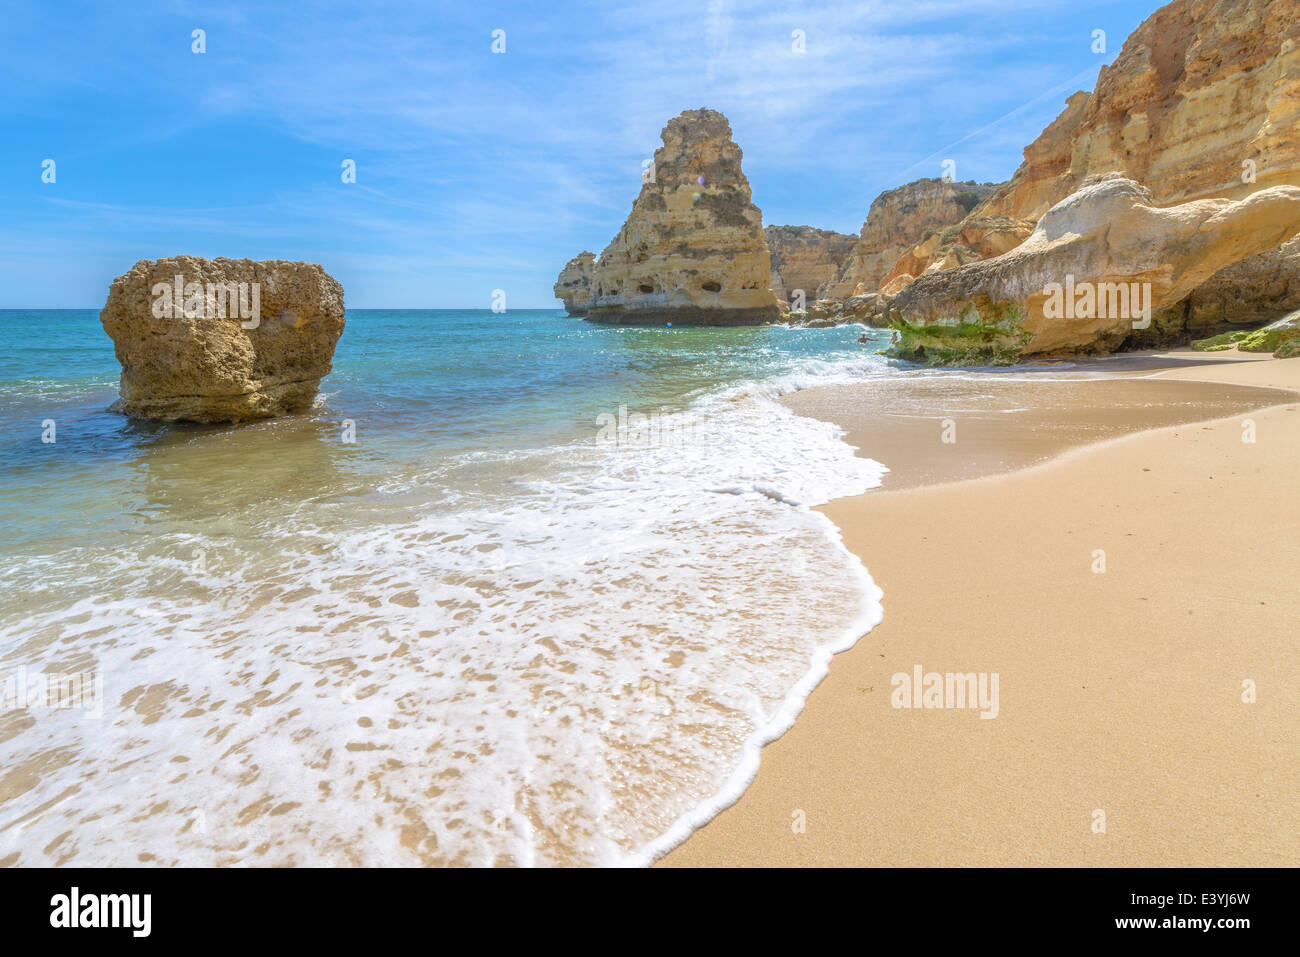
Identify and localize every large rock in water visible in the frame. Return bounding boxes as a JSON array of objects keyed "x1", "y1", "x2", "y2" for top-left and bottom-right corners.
[
  {"x1": 553, "y1": 251, "x2": 596, "y2": 316},
  {"x1": 101, "y1": 256, "x2": 346, "y2": 423},
  {"x1": 584, "y1": 109, "x2": 780, "y2": 326},
  {"x1": 884, "y1": 175, "x2": 1300, "y2": 363}
]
